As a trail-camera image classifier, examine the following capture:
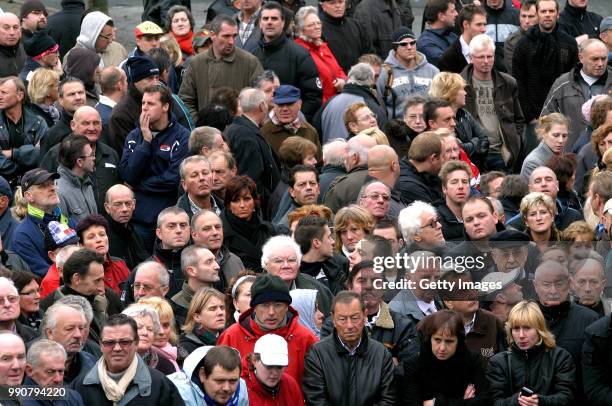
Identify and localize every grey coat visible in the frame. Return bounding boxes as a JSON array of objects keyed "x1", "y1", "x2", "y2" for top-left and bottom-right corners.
[
  {"x1": 56, "y1": 165, "x2": 98, "y2": 222},
  {"x1": 0, "y1": 107, "x2": 47, "y2": 179},
  {"x1": 520, "y1": 142, "x2": 554, "y2": 179}
]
